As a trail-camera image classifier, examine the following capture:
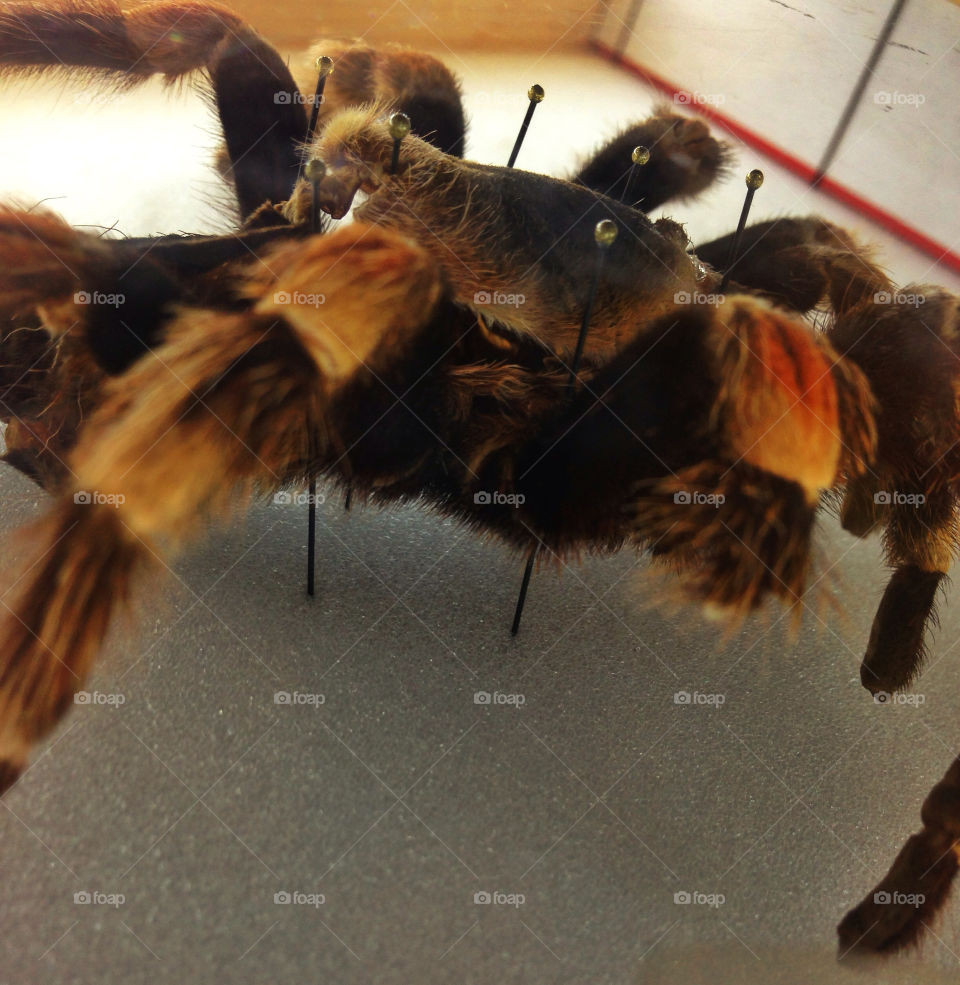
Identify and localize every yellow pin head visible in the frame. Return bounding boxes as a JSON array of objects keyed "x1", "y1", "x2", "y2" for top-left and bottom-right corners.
[
  {"x1": 528, "y1": 84, "x2": 545, "y2": 103},
  {"x1": 632, "y1": 146, "x2": 651, "y2": 166},
  {"x1": 746, "y1": 169, "x2": 764, "y2": 190},
  {"x1": 389, "y1": 112, "x2": 412, "y2": 141},
  {"x1": 304, "y1": 159, "x2": 326, "y2": 182},
  {"x1": 315, "y1": 55, "x2": 334, "y2": 77},
  {"x1": 595, "y1": 219, "x2": 618, "y2": 247}
]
